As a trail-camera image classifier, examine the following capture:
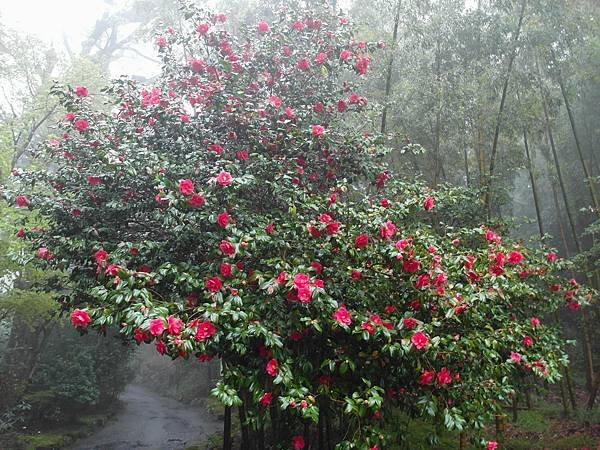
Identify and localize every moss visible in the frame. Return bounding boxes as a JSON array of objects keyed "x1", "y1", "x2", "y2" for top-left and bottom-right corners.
[{"x1": 16, "y1": 432, "x2": 72, "y2": 450}]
